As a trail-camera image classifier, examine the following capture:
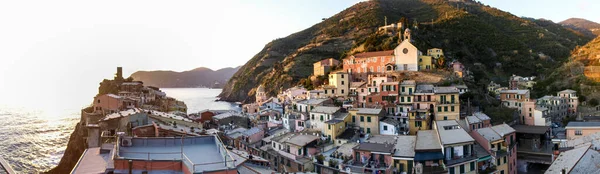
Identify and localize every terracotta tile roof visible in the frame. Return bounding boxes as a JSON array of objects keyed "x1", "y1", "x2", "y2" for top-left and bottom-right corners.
[{"x1": 352, "y1": 50, "x2": 394, "y2": 58}]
